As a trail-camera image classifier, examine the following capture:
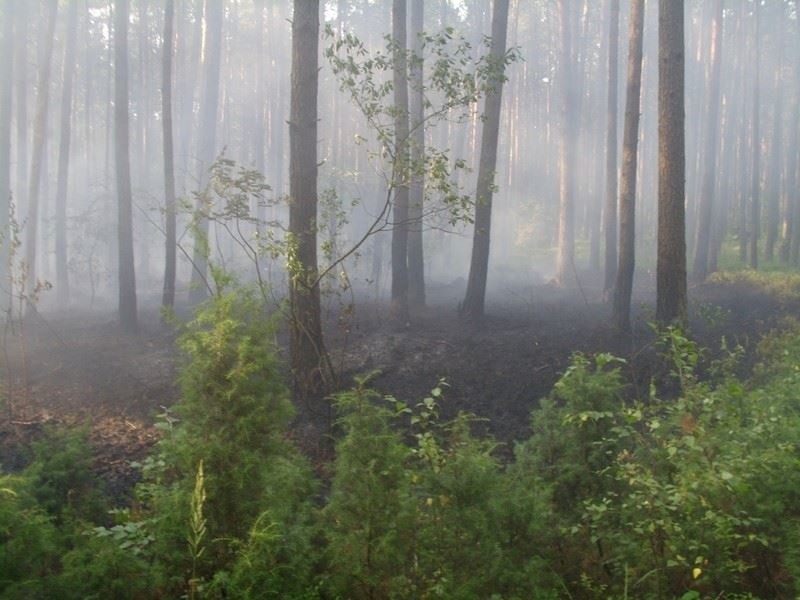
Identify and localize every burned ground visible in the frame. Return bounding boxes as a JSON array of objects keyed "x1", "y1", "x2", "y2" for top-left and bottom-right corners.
[{"x1": 1, "y1": 277, "x2": 793, "y2": 499}]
